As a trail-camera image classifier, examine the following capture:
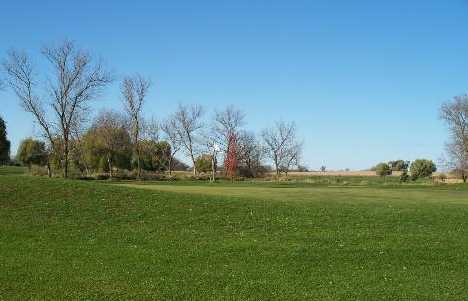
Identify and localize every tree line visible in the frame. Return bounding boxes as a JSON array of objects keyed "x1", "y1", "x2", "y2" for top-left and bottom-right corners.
[
  {"x1": 1, "y1": 40, "x2": 302, "y2": 179},
  {"x1": 373, "y1": 159, "x2": 437, "y2": 182},
  {"x1": 3, "y1": 40, "x2": 468, "y2": 182}
]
